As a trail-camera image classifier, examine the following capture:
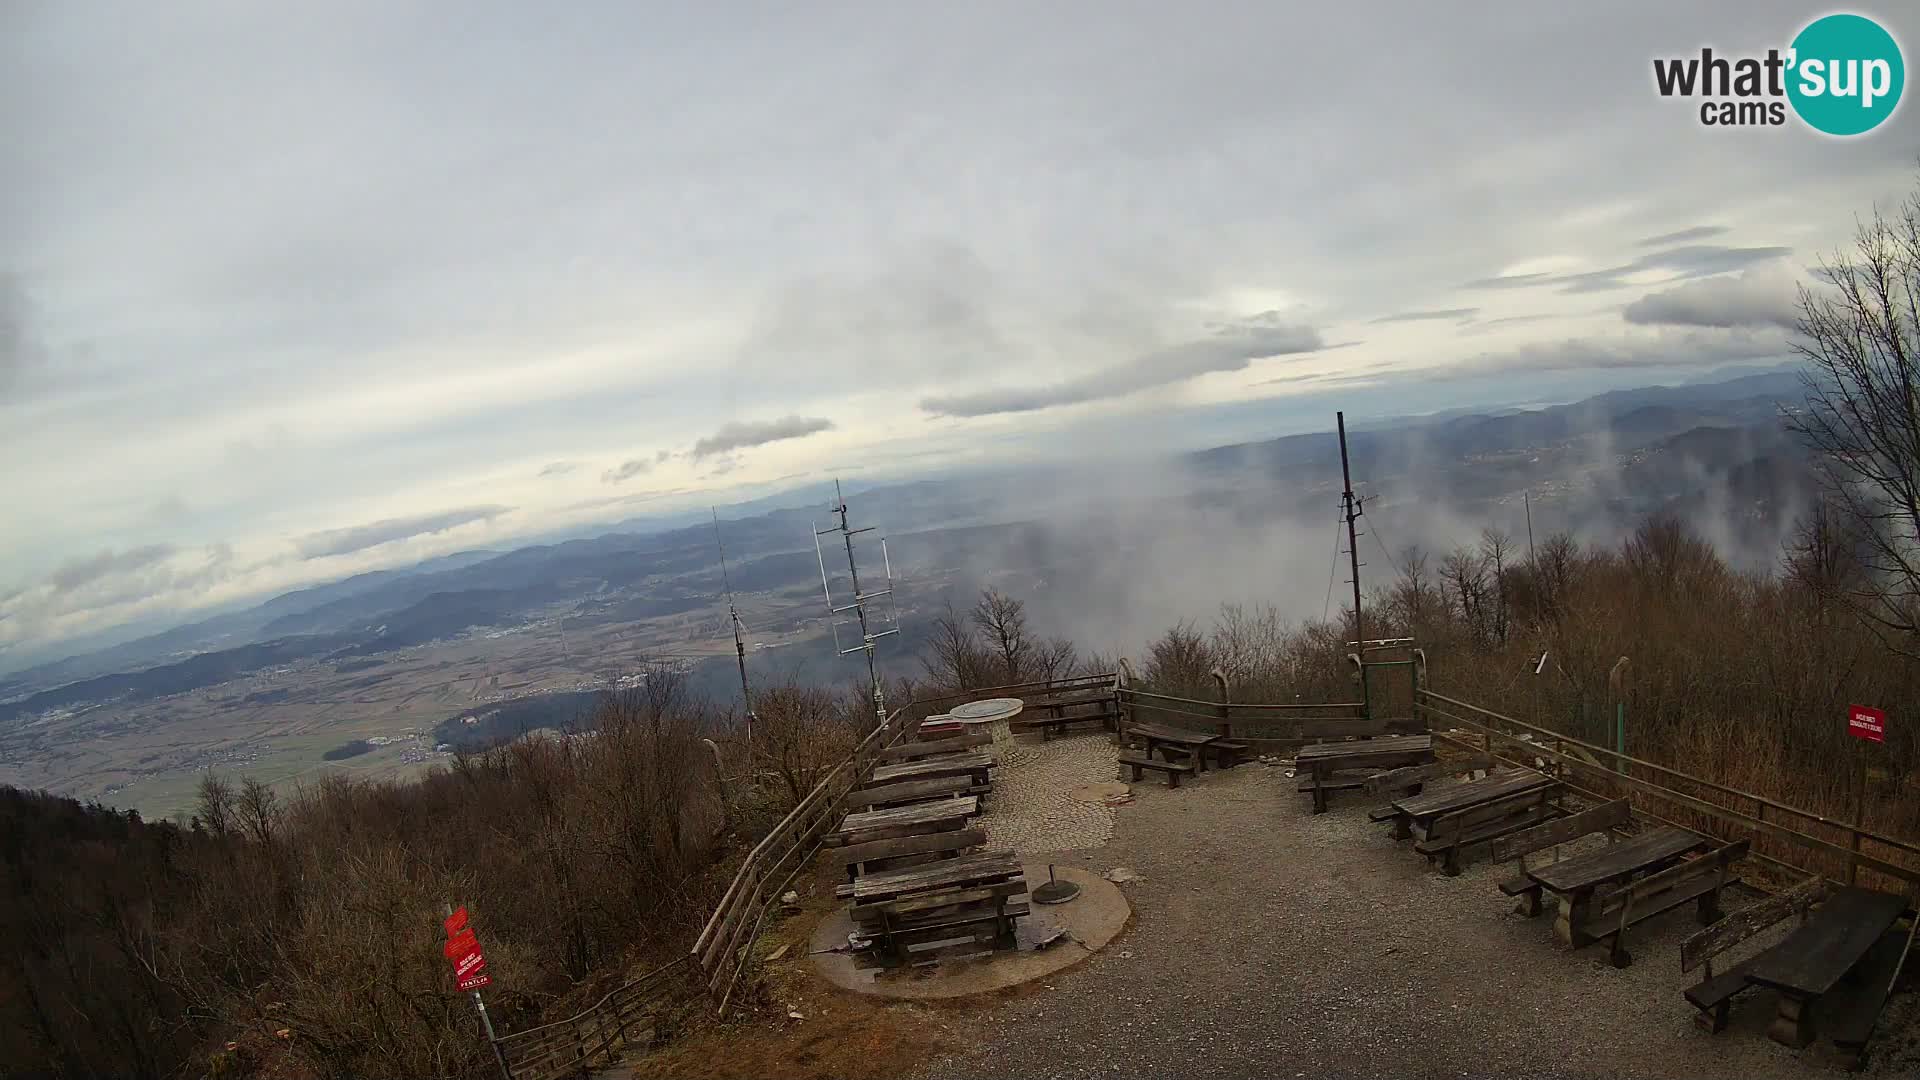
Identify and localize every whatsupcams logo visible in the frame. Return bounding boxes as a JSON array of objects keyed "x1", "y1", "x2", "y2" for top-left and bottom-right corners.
[{"x1": 1653, "y1": 12, "x2": 1905, "y2": 135}]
